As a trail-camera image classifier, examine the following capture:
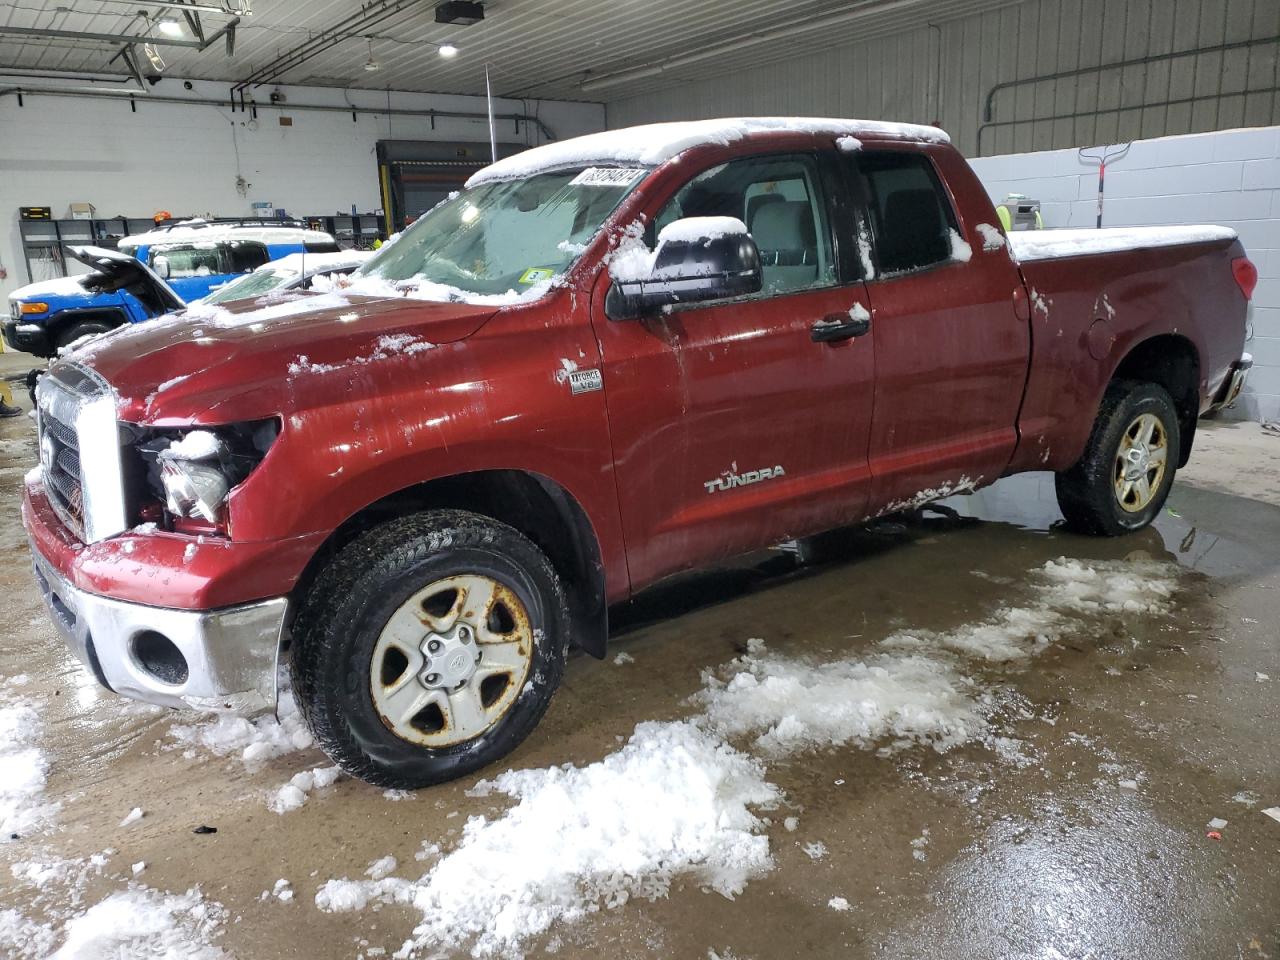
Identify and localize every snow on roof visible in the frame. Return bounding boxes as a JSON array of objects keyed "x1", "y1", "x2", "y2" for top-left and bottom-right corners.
[
  {"x1": 467, "y1": 116, "x2": 951, "y2": 187},
  {"x1": 1008, "y1": 225, "x2": 1237, "y2": 262},
  {"x1": 120, "y1": 223, "x2": 335, "y2": 248},
  {"x1": 255, "y1": 249, "x2": 374, "y2": 276}
]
